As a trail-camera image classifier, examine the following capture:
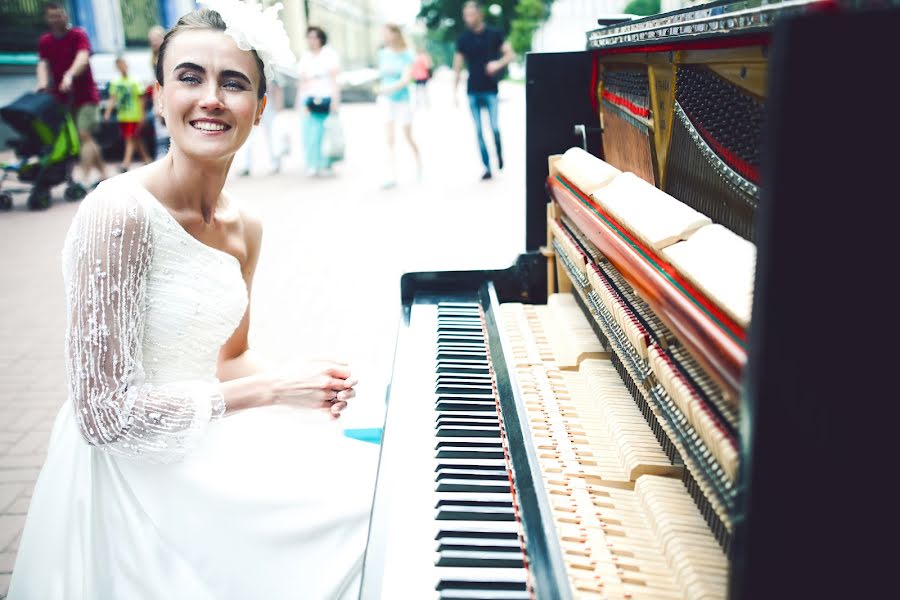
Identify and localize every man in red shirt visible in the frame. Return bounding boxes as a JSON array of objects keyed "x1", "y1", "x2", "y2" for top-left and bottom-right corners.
[{"x1": 36, "y1": 2, "x2": 108, "y2": 184}]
